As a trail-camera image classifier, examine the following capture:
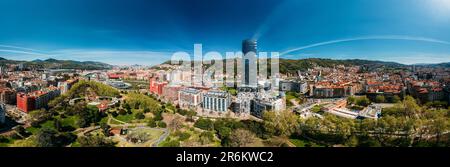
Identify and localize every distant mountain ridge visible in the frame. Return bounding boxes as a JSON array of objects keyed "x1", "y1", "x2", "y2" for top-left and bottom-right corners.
[
  {"x1": 157, "y1": 58, "x2": 408, "y2": 74},
  {"x1": 0, "y1": 57, "x2": 113, "y2": 70},
  {"x1": 412, "y1": 62, "x2": 450, "y2": 68},
  {"x1": 1, "y1": 57, "x2": 446, "y2": 72},
  {"x1": 278, "y1": 58, "x2": 406, "y2": 74}
]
